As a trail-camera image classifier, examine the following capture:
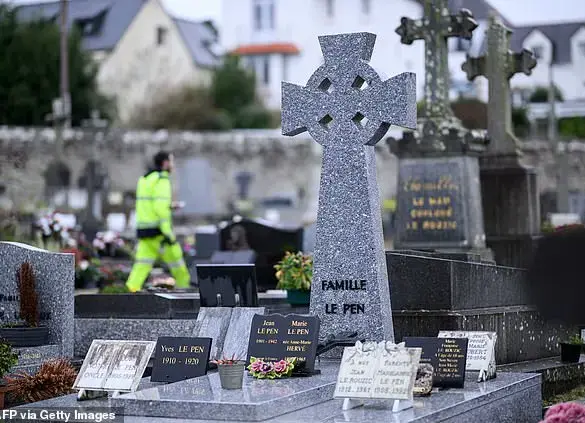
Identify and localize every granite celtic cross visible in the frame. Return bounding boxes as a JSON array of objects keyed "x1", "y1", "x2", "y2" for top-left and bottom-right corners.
[
  {"x1": 462, "y1": 15, "x2": 537, "y2": 156},
  {"x1": 396, "y1": 0, "x2": 477, "y2": 151},
  {"x1": 282, "y1": 32, "x2": 416, "y2": 348}
]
